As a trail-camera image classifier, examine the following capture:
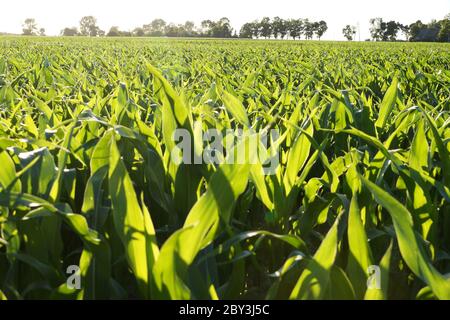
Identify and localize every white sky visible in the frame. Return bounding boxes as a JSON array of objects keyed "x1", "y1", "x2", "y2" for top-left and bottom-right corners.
[{"x1": 0, "y1": 0, "x2": 448, "y2": 40}]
